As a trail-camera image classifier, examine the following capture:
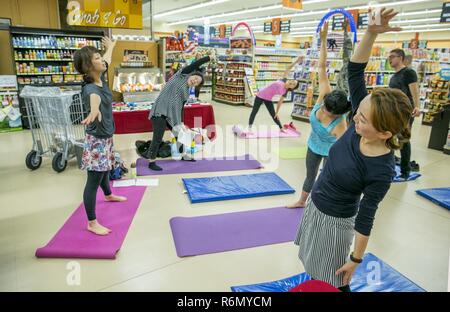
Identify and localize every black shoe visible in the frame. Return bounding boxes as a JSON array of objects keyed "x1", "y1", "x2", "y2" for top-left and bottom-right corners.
[
  {"x1": 148, "y1": 162, "x2": 162, "y2": 171},
  {"x1": 398, "y1": 172, "x2": 410, "y2": 181},
  {"x1": 181, "y1": 155, "x2": 196, "y2": 162},
  {"x1": 394, "y1": 156, "x2": 401, "y2": 165},
  {"x1": 410, "y1": 161, "x2": 420, "y2": 172}
]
